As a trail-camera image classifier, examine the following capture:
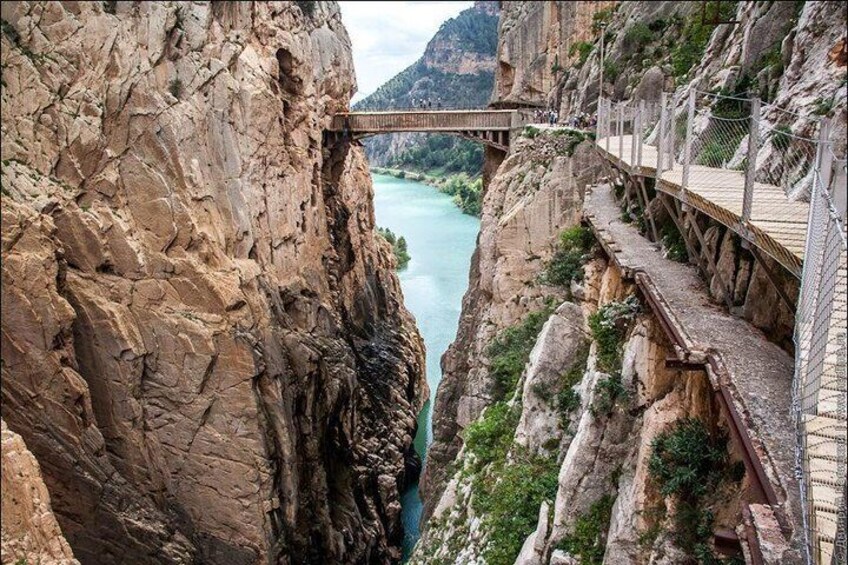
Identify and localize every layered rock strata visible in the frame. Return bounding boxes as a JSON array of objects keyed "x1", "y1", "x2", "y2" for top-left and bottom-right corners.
[{"x1": 1, "y1": 1, "x2": 425, "y2": 563}]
